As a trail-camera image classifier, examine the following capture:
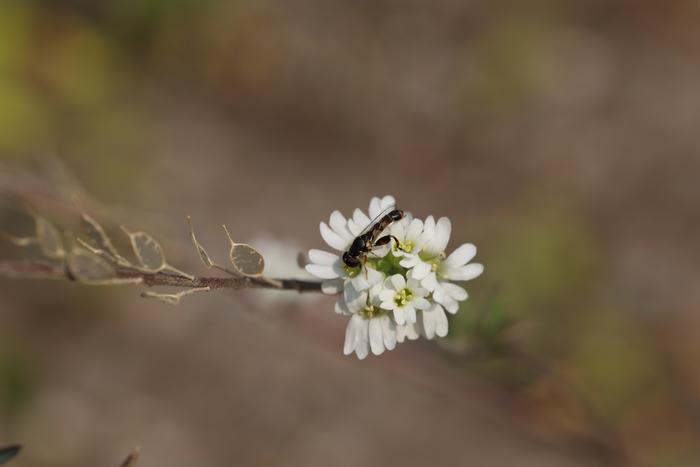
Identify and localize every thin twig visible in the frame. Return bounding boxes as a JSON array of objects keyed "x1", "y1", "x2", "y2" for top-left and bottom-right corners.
[{"x1": 0, "y1": 259, "x2": 323, "y2": 293}]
